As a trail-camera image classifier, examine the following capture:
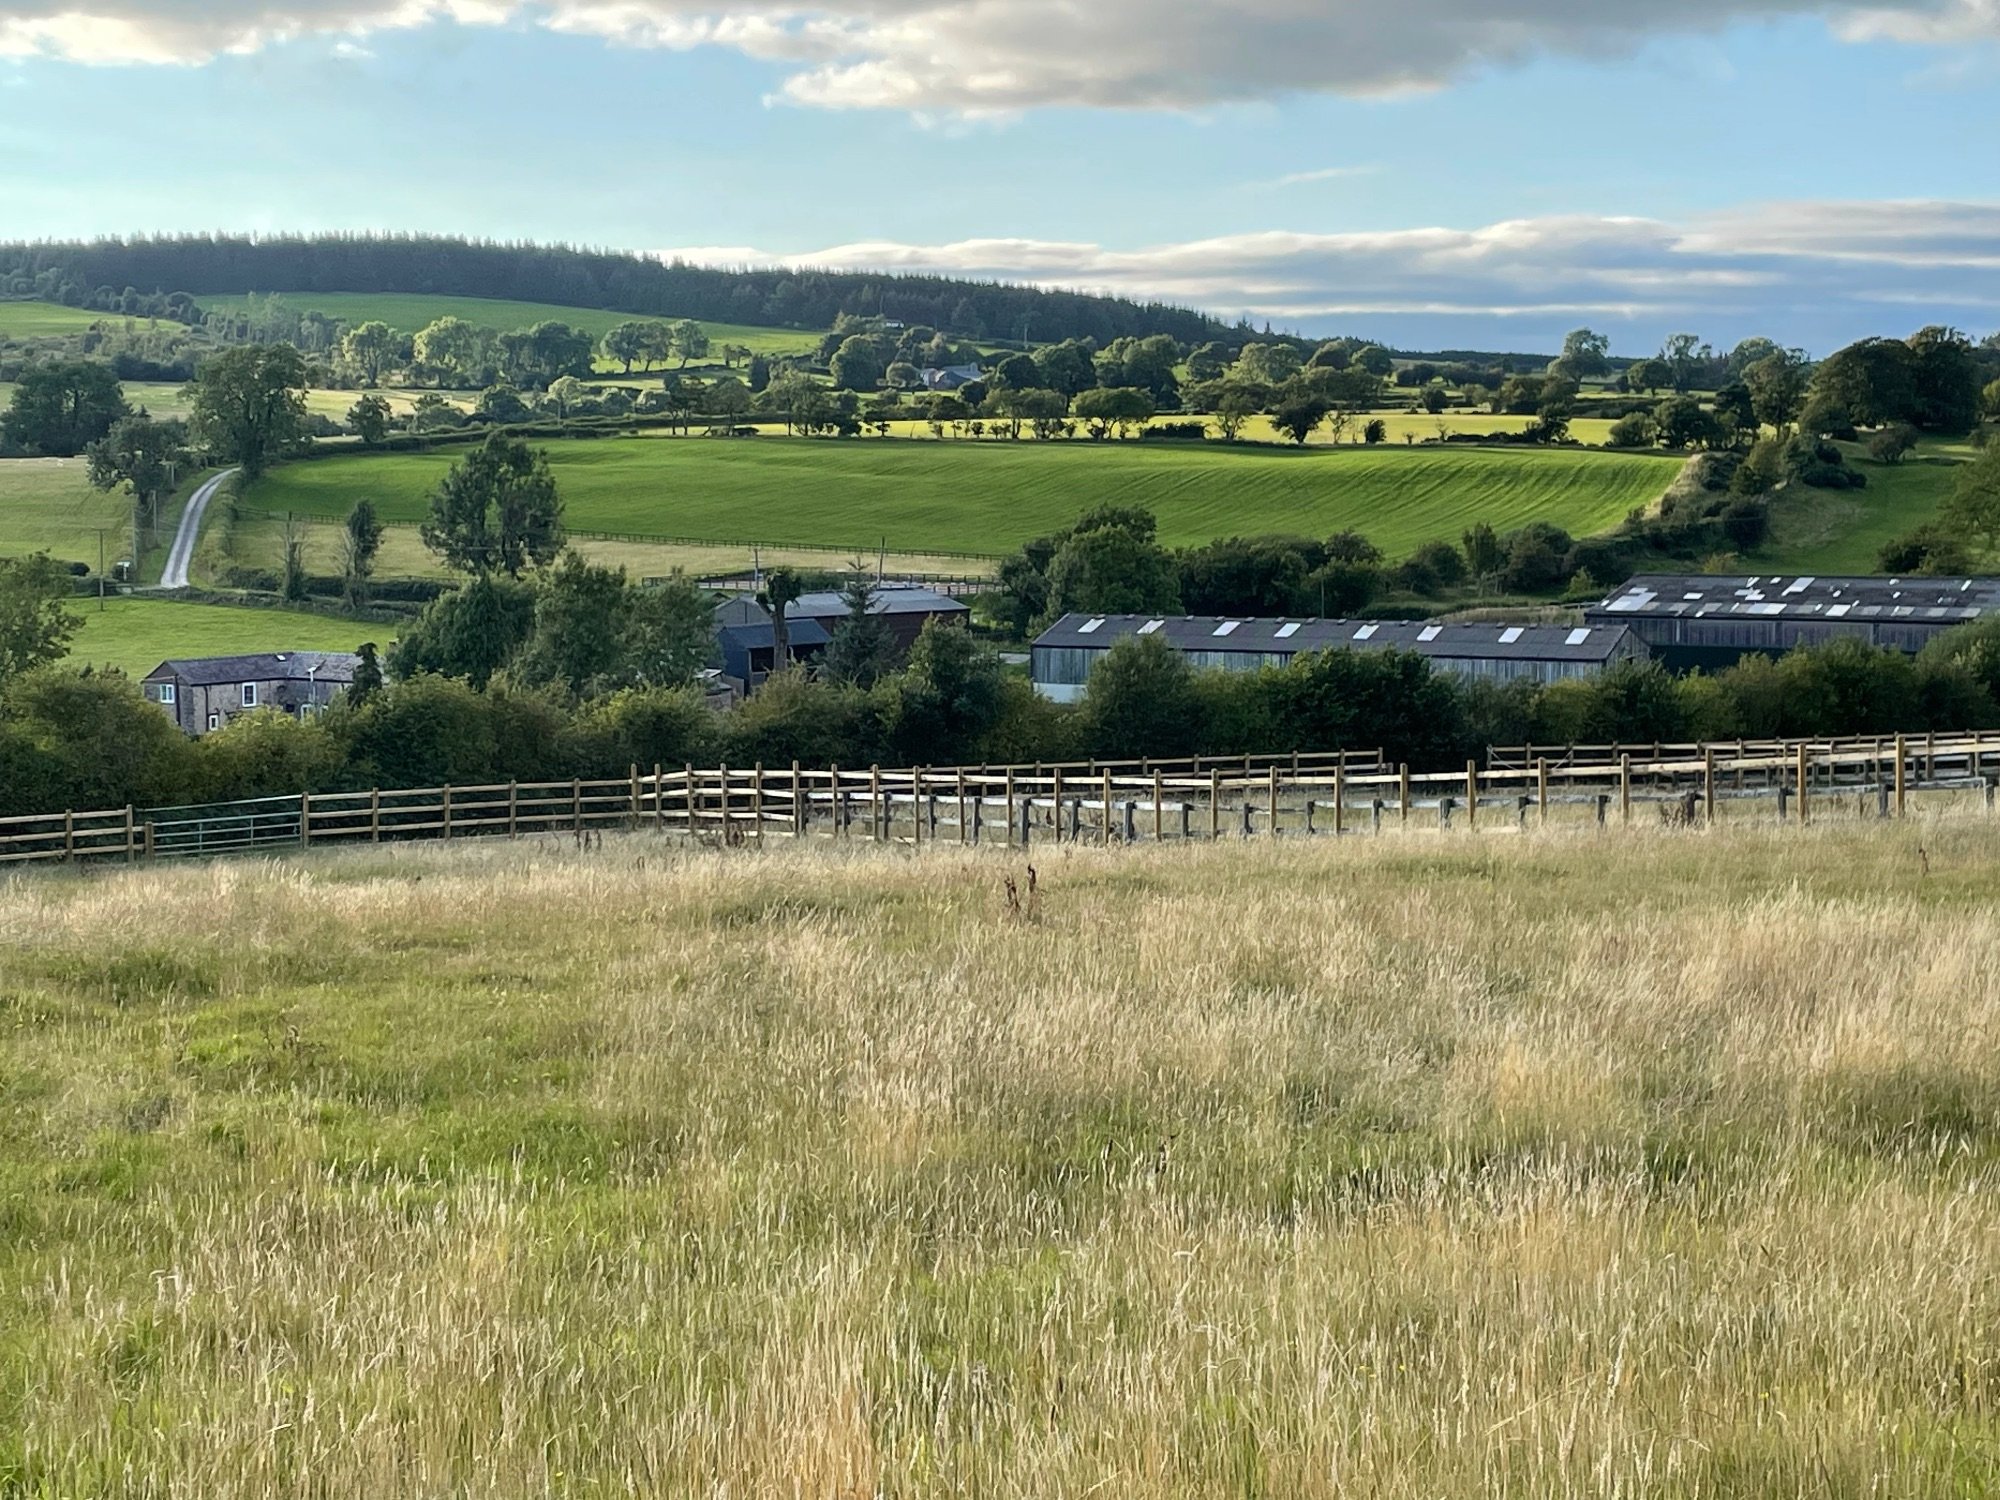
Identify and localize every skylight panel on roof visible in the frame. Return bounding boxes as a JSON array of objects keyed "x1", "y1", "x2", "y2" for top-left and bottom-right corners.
[
  {"x1": 1784, "y1": 577, "x2": 1815, "y2": 595},
  {"x1": 1078, "y1": 618, "x2": 1105, "y2": 634},
  {"x1": 1354, "y1": 624, "x2": 1379, "y2": 640},
  {"x1": 1213, "y1": 621, "x2": 1240, "y2": 637},
  {"x1": 1137, "y1": 619, "x2": 1164, "y2": 635},
  {"x1": 1567, "y1": 628, "x2": 1591, "y2": 646},
  {"x1": 1275, "y1": 622, "x2": 1301, "y2": 639},
  {"x1": 1828, "y1": 603, "x2": 1851, "y2": 617},
  {"x1": 1499, "y1": 627, "x2": 1525, "y2": 644},
  {"x1": 1418, "y1": 625, "x2": 1442, "y2": 642}
]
